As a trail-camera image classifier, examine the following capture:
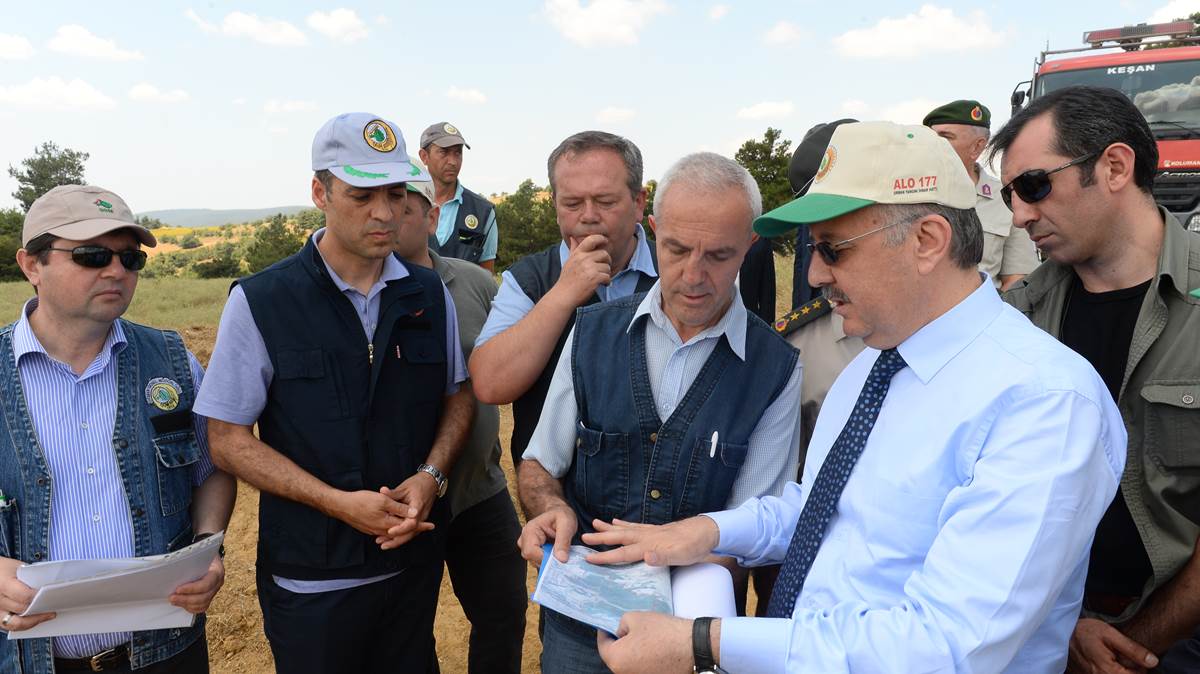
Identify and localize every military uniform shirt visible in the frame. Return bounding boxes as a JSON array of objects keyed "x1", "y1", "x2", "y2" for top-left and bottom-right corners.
[{"x1": 977, "y1": 169, "x2": 1039, "y2": 287}]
